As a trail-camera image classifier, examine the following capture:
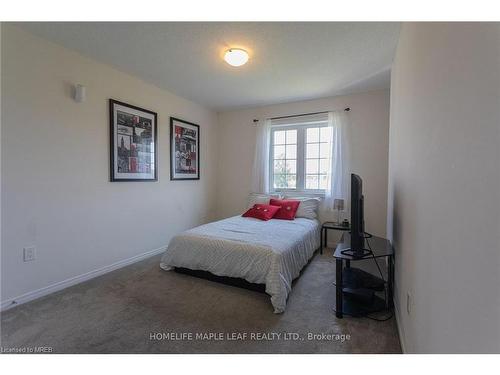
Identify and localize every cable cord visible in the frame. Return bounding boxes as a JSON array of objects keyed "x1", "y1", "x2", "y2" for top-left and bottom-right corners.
[
  {"x1": 364, "y1": 233, "x2": 393, "y2": 321},
  {"x1": 365, "y1": 233, "x2": 385, "y2": 282}
]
